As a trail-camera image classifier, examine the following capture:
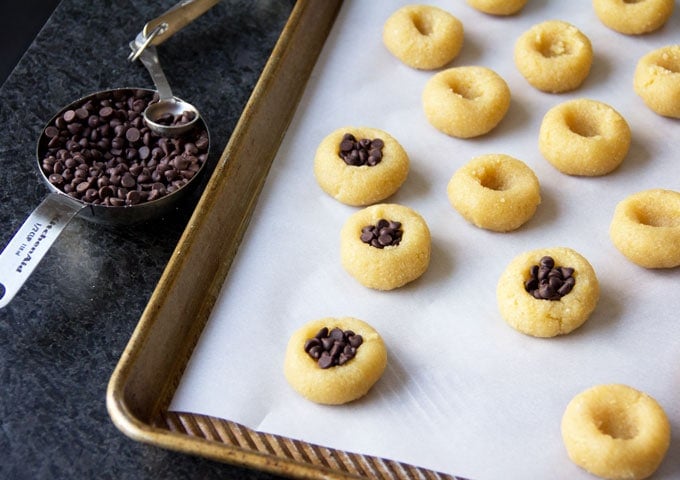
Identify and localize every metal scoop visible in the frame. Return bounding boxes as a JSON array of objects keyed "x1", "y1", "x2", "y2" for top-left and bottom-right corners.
[
  {"x1": 128, "y1": 0, "x2": 220, "y2": 136},
  {"x1": 134, "y1": 40, "x2": 200, "y2": 136}
]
